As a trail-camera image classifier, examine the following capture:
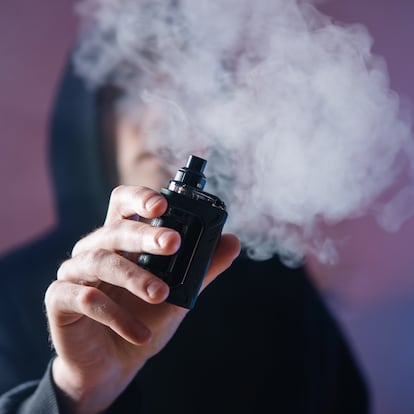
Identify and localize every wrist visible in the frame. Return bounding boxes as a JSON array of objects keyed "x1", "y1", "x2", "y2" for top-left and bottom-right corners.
[
  {"x1": 52, "y1": 357, "x2": 105, "y2": 414},
  {"x1": 52, "y1": 356, "x2": 144, "y2": 414}
]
